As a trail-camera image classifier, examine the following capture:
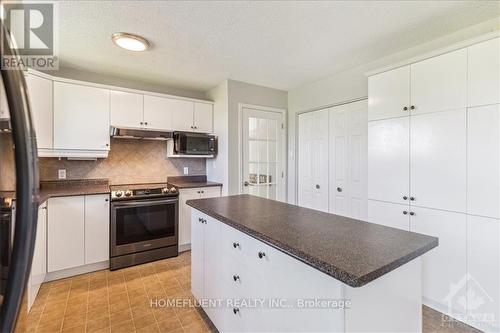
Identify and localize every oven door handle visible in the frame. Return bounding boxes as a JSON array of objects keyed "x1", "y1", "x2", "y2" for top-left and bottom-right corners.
[{"x1": 112, "y1": 198, "x2": 178, "y2": 208}]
